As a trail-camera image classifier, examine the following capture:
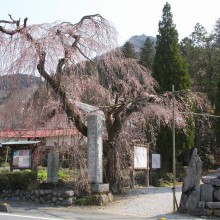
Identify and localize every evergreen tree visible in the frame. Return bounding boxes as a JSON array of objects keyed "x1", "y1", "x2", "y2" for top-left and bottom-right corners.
[
  {"x1": 121, "y1": 41, "x2": 137, "y2": 59},
  {"x1": 139, "y1": 37, "x2": 155, "y2": 70},
  {"x1": 154, "y1": 2, "x2": 194, "y2": 171},
  {"x1": 153, "y1": 2, "x2": 191, "y2": 92},
  {"x1": 215, "y1": 81, "x2": 220, "y2": 146},
  {"x1": 181, "y1": 23, "x2": 216, "y2": 102}
]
